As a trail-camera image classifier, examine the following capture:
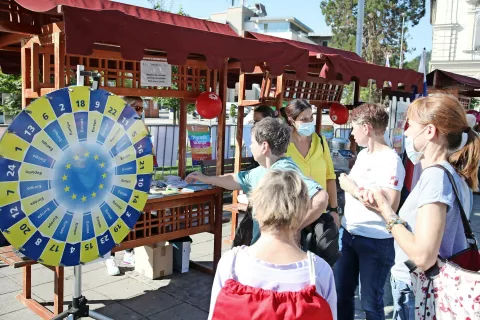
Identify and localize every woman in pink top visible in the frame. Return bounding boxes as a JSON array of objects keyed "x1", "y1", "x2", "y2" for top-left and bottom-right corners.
[{"x1": 208, "y1": 170, "x2": 337, "y2": 319}]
